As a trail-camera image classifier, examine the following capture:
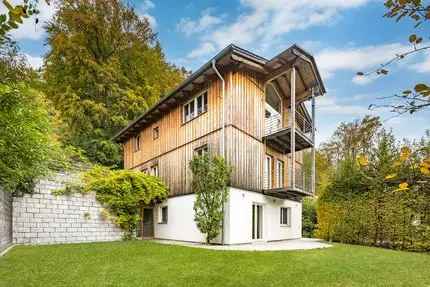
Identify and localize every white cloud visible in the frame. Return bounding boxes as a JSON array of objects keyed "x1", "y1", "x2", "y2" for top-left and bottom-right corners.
[
  {"x1": 317, "y1": 94, "x2": 370, "y2": 116},
  {"x1": 186, "y1": 0, "x2": 371, "y2": 60},
  {"x1": 177, "y1": 9, "x2": 223, "y2": 37},
  {"x1": 0, "y1": 0, "x2": 56, "y2": 40},
  {"x1": 137, "y1": 0, "x2": 157, "y2": 29},
  {"x1": 315, "y1": 43, "x2": 411, "y2": 81},
  {"x1": 187, "y1": 42, "x2": 216, "y2": 59},
  {"x1": 410, "y1": 51, "x2": 430, "y2": 73},
  {"x1": 24, "y1": 54, "x2": 43, "y2": 69}
]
